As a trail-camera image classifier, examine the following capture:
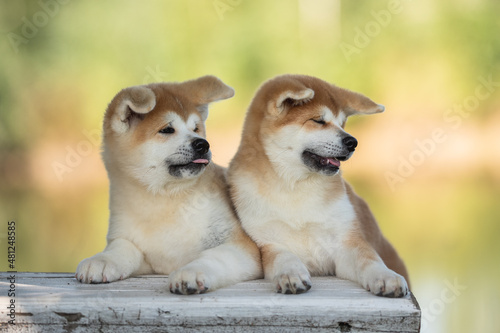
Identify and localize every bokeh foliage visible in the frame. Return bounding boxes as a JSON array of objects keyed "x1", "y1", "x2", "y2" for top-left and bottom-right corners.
[{"x1": 1, "y1": 1, "x2": 499, "y2": 332}]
